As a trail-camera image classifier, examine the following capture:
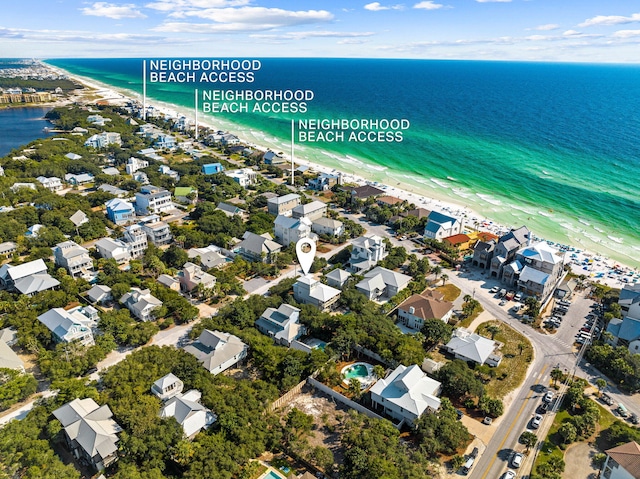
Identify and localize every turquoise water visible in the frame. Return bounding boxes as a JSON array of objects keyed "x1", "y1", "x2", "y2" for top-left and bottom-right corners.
[
  {"x1": 263, "y1": 471, "x2": 285, "y2": 479},
  {"x1": 45, "y1": 58, "x2": 640, "y2": 268},
  {"x1": 344, "y1": 363, "x2": 372, "y2": 380}
]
